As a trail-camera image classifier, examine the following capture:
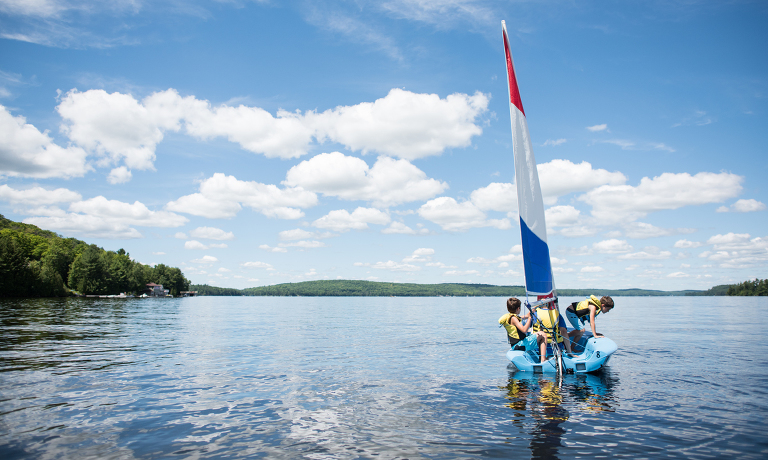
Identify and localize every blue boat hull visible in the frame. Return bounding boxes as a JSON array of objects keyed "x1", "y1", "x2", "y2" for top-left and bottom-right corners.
[{"x1": 506, "y1": 335, "x2": 617, "y2": 374}]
